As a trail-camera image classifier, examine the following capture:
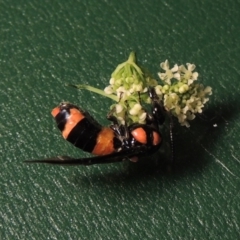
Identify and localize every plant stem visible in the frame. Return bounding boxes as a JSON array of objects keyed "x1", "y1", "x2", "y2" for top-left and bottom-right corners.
[{"x1": 68, "y1": 84, "x2": 119, "y2": 102}]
